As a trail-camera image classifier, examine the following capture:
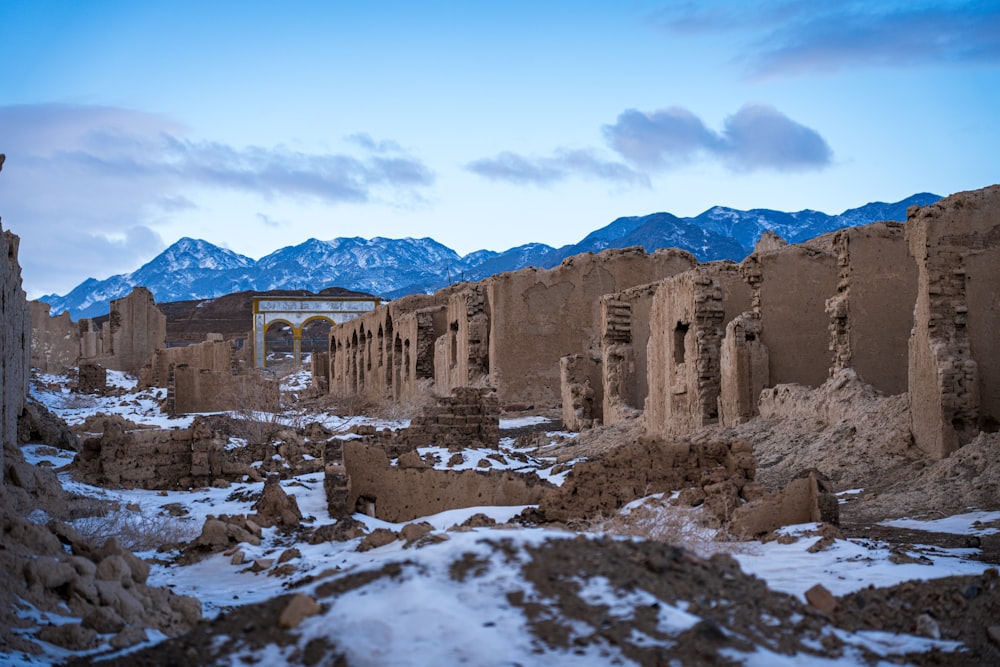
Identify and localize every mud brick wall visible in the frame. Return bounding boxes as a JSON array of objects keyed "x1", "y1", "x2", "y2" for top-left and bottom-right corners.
[
  {"x1": 100, "y1": 287, "x2": 167, "y2": 375},
  {"x1": 560, "y1": 354, "x2": 602, "y2": 431},
  {"x1": 538, "y1": 435, "x2": 756, "y2": 523},
  {"x1": 29, "y1": 300, "x2": 78, "y2": 372},
  {"x1": 600, "y1": 282, "x2": 658, "y2": 427},
  {"x1": 435, "y1": 284, "x2": 490, "y2": 394},
  {"x1": 310, "y1": 351, "x2": 330, "y2": 393},
  {"x1": 1, "y1": 223, "x2": 31, "y2": 481},
  {"x1": 329, "y1": 291, "x2": 453, "y2": 401},
  {"x1": 77, "y1": 363, "x2": 107, "y2": 394},
  {"x1": 145, "y1": 335, "x2": 234, "y2": 389},
  {"x1": 485, "y1": 247, "x2": 697, "y2": 407},
  {"x1": 907, "y1": 185, "x2": 1000, "y2": 458},
  {"x1": 826, "y1": 222, "x2": 916, "y2": 396},
  {"x1": 404, "y1": 387, "x2": 500, "y2": 450},
  {"x1": 645, "y1": 264, "x2": 751, "y2": 437},
  {"x1": 718, "y1": 313, "x2": 768, "y2": 426},
  {"x1": 742, "y1": 244, "x2": 838, "y2": 389},
  {"x1": 76, "y1": 418, "x2": 245, "y2": 489},
  {"x1": 341, "y1": 440, "x2": 547, "y2": 523},
  {"x1": 169, "y1": 366, "x2": 278, "y2": 415}
]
